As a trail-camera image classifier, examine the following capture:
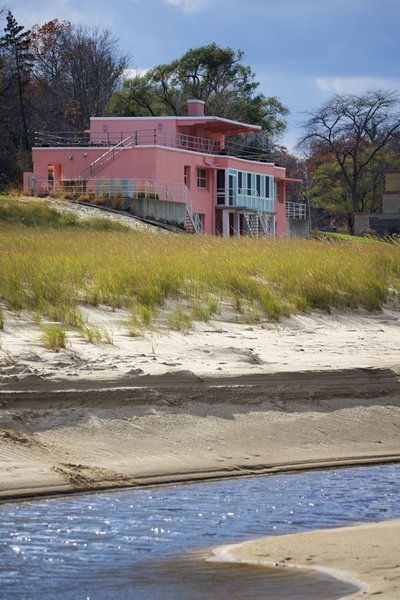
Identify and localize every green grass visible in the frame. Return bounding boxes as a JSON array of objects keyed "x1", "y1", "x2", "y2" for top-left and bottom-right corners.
[
  {"x1": 168, "y1": 307, "x2": 193, "y2": 333},
  {"x1": 0, "y1": 196, "x2": 130, "y2": 231},
  {"x1": 310, "y1": 230, "x2": 374, "y2": 243},
  {"x1": 41, "y1": 324, "x2": 67, "y2": 352},
  {"x1": 1, "y1": 197, "x2": 400, "y2": 335}
]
